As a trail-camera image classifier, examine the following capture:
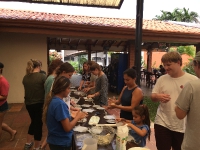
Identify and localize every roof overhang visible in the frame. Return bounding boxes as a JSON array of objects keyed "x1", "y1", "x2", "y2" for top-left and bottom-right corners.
[{"x1": 0, "y1": 0, "x2": 124, "y2": 9}]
